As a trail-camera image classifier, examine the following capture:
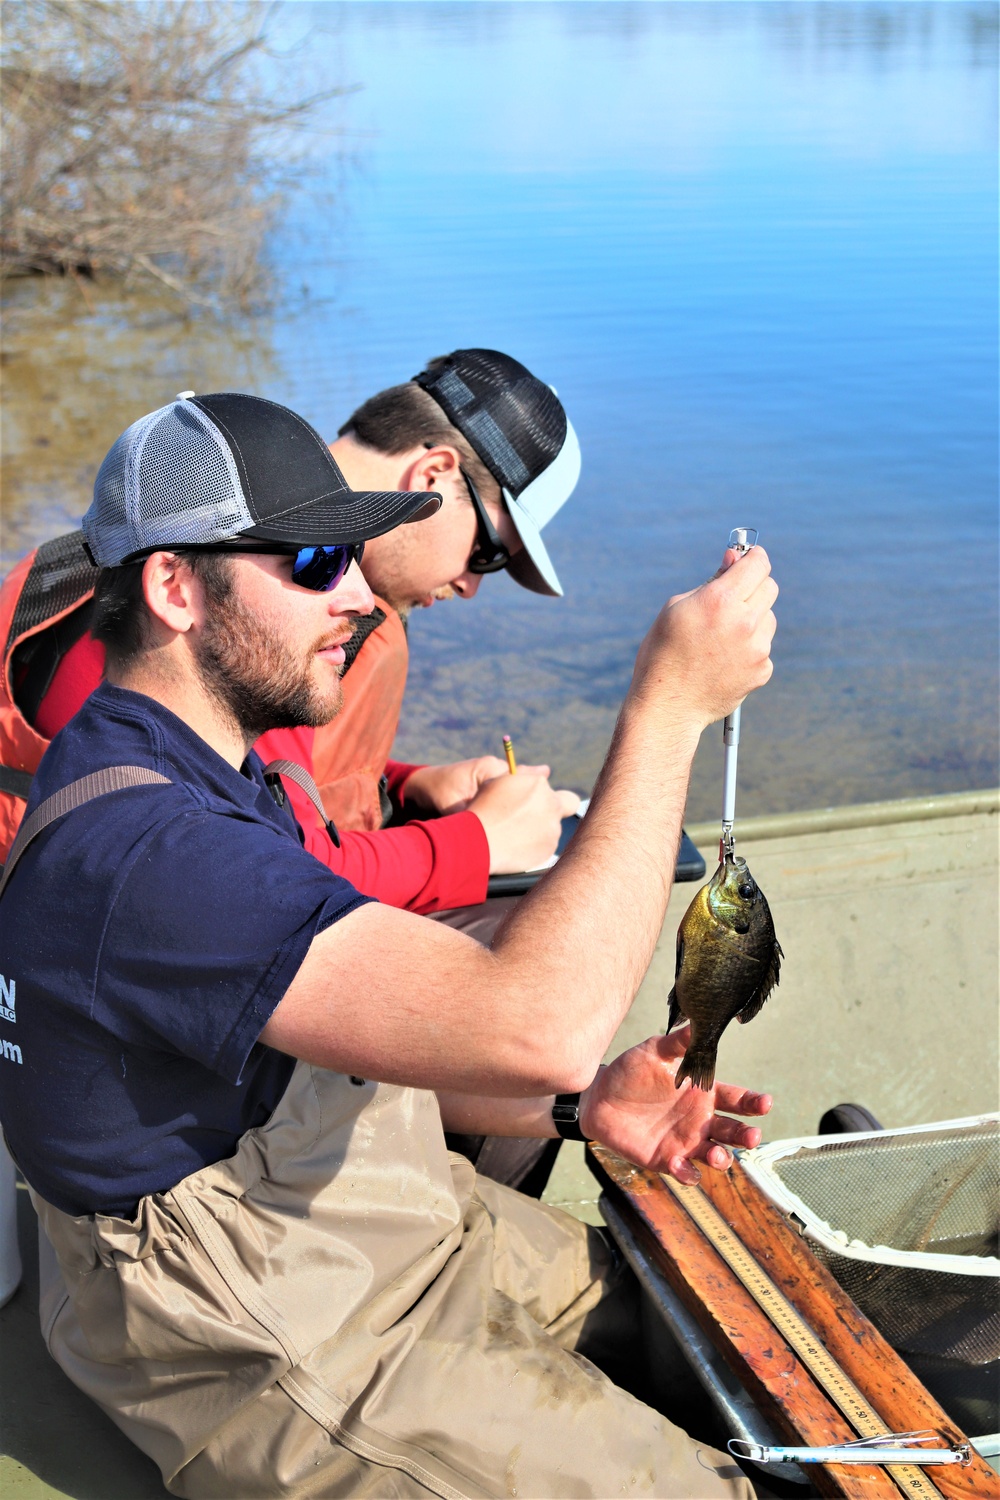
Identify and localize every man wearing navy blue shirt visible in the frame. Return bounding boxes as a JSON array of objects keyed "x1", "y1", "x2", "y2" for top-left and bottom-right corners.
[{"x1": 0, "y1": 392, "x2": 777, "y2": 1499}]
